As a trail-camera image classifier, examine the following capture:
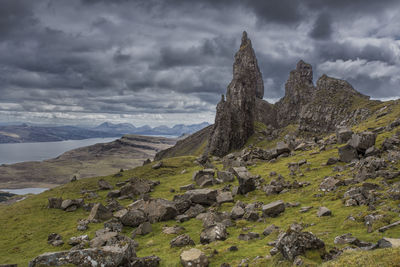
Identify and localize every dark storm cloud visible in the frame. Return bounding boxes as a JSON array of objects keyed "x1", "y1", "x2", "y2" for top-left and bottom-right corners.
[
  {"x1": 0, "y1": 0, "x2": 399, "y2": 126},
  {"x1": 309, "y1": 13, "x2": 332, "y2": 40}
]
